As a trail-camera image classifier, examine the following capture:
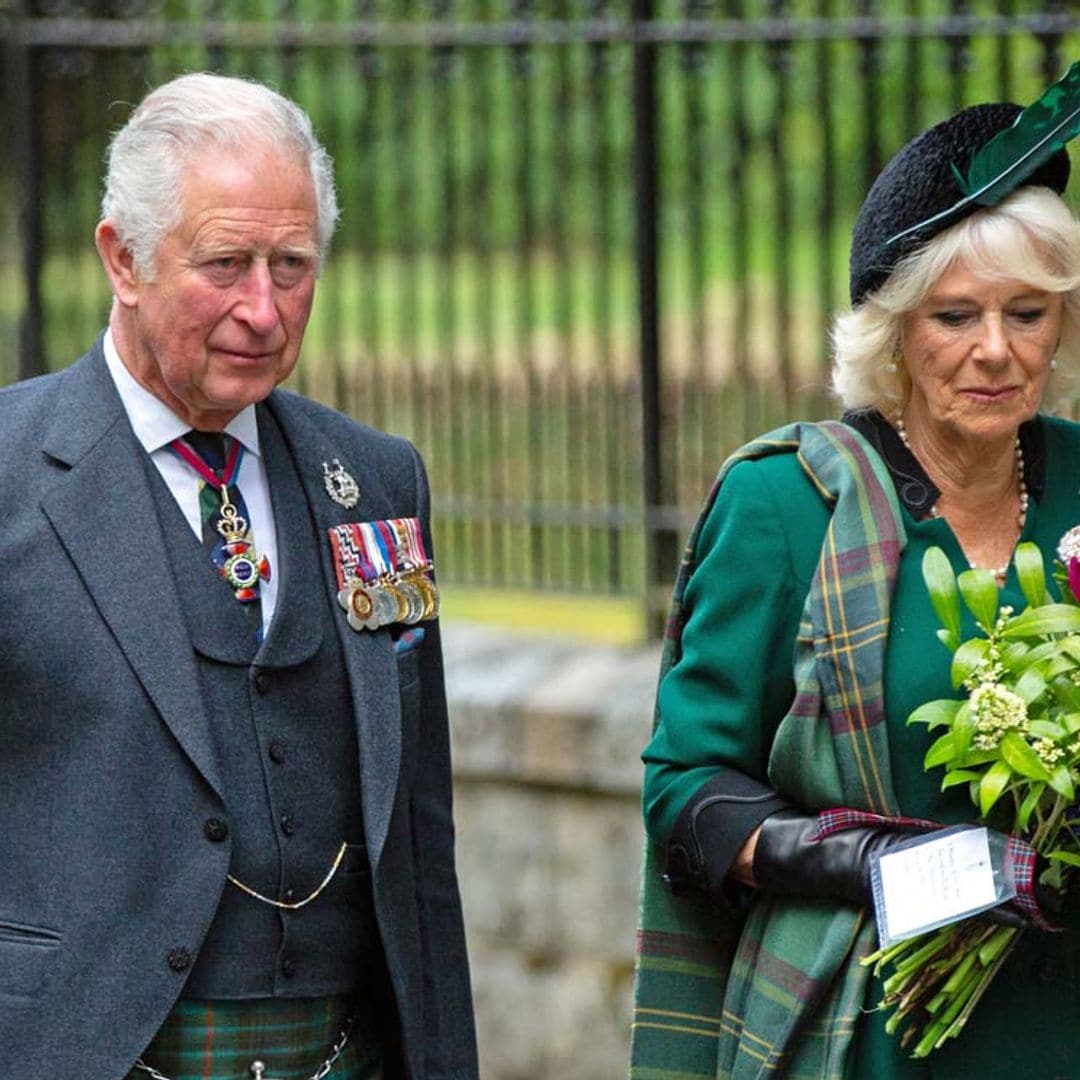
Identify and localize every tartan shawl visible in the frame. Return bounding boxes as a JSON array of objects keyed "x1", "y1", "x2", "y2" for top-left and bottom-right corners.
[{"x1": 630, "y1": 420, "x2": 908, "y2": 1080}]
